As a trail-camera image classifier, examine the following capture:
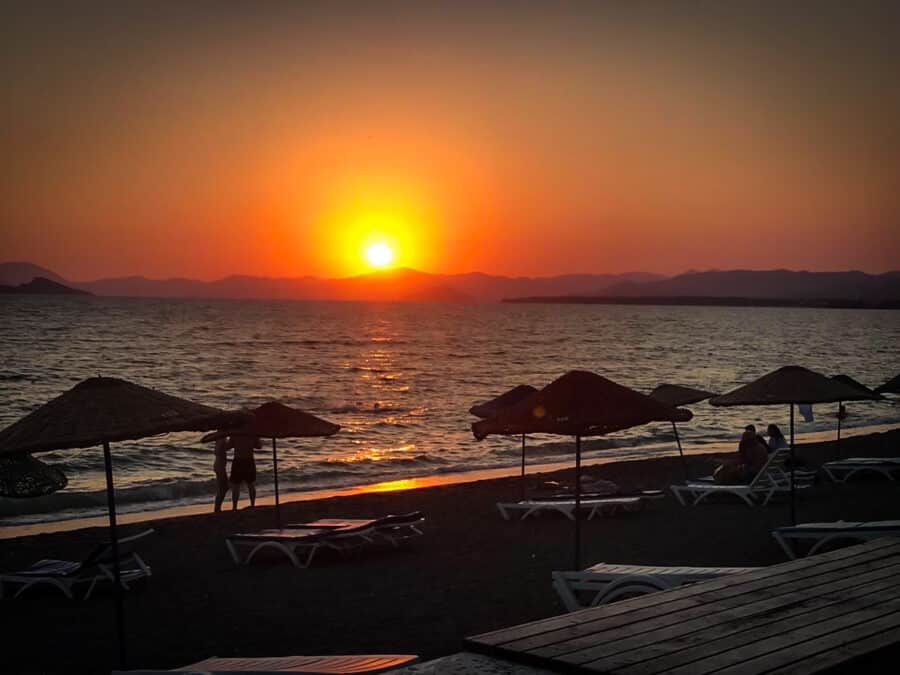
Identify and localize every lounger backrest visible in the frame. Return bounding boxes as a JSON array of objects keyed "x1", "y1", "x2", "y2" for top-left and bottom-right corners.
[
  {"x1": 373, "y1": 512, "x2": 425, "y2": 529},
  {"x1": 93, "y1": 529, "x2": 155, "y2": 567},
  {"x1": 749, "y1": 449, "x2": 791, "y2": 489}
]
